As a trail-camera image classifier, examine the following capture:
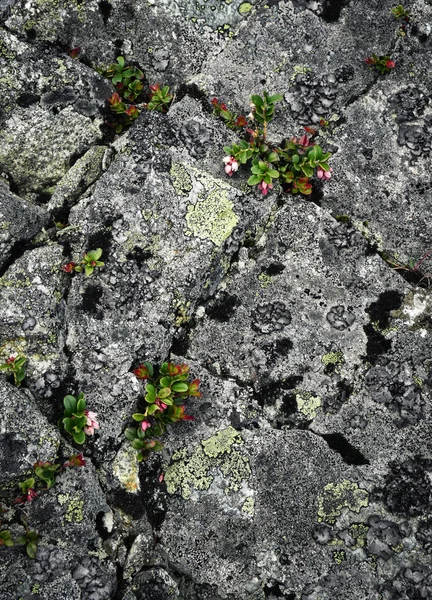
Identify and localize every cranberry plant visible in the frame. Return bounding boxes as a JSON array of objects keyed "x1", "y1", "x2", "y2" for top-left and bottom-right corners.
[
  {"x1": 105, "y1": 56, "x2": 173, "y2": 133},
  {"x1": 364, "y1": 54, "x2": 395, "y2": 74},
  {"x1": 0, "y1": 355, "x2": 26, "y2": 387},
  {"x1": 125, "y1": 361, "x2": 200, "y2": 461},
  {"x1": 214, "y1": 91, "x2": 333, "y2": 196},
  {"x1": 62, "y1": 248, "x2": 104, "y2": 276},
  {"x1": 62, "y1": 392, "x2": 99, "y2": 444}
]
